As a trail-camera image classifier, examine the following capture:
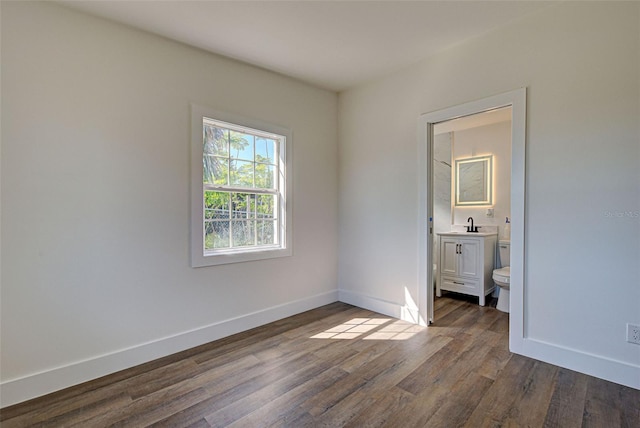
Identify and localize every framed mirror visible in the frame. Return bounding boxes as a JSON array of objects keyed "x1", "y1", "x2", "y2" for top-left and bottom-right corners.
[{"x1": 455, "y1": 155, "x2": 492, "y2": 206}]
